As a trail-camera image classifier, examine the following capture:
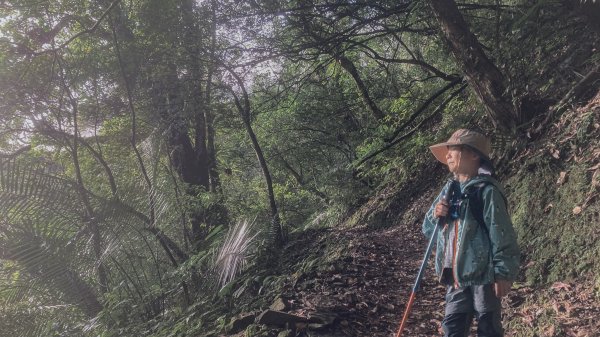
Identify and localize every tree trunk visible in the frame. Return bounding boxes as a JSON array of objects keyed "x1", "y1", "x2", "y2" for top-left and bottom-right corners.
[
  {"x1": 226, "y1": 67, "x2": 285, "y2": 246},
  {"x1": 239, "y1": 104, "x2": 284, "y2": 246},
  {"x1": 429, "y1": 0, "x2": 519, "y2": 133},
  {"x1": 180, "y1": 0, "x2": 211, "y2": 191},
  {"x1": 205, "y1": 0, "x2": 221, "y2": 193},
  {"x1": 336, "y1": 54, "x2": 385, "y2": 121},
  {"x1": 180, "y1": 0, "x2": 229, "y2": 244},
  {"x1": 61, "y1": 71, "x2": 109, "y2": 294},
  {"x1": 155, "y1": 65, "x2": 209, "y2": 244},
  {"x1": 110, "y1": 3, "x2": 191, "y2": 268}
]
